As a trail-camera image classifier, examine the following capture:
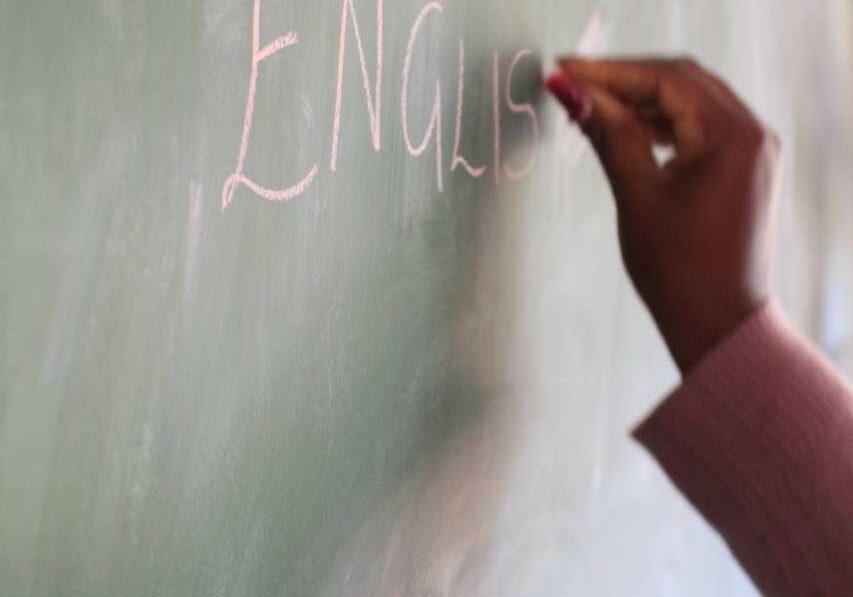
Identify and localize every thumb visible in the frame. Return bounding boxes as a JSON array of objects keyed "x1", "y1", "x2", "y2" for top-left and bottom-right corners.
[{"x1": 547, "y1": 70, "x2": 660, "y2": 208}]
